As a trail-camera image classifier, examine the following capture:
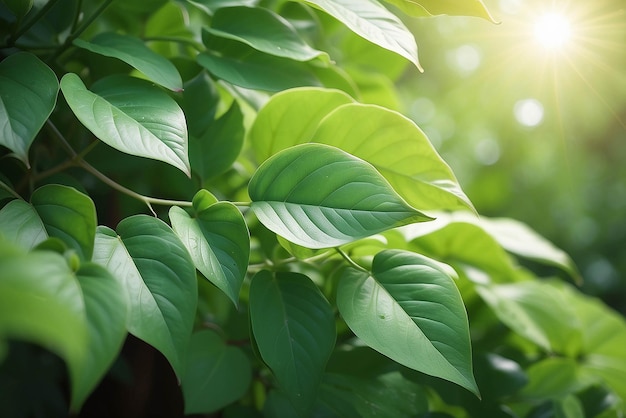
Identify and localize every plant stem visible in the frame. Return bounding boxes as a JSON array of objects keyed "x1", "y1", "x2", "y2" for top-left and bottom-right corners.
[
  {"x1": 0, "y1": 180, "x2": 22, "y2": 200},
  {"x1": 6, "y1": 0, "x2": 61, "y2": 47},
  {"x1": 335, "y1": 248, "x2": 369, "y2": 274}
]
